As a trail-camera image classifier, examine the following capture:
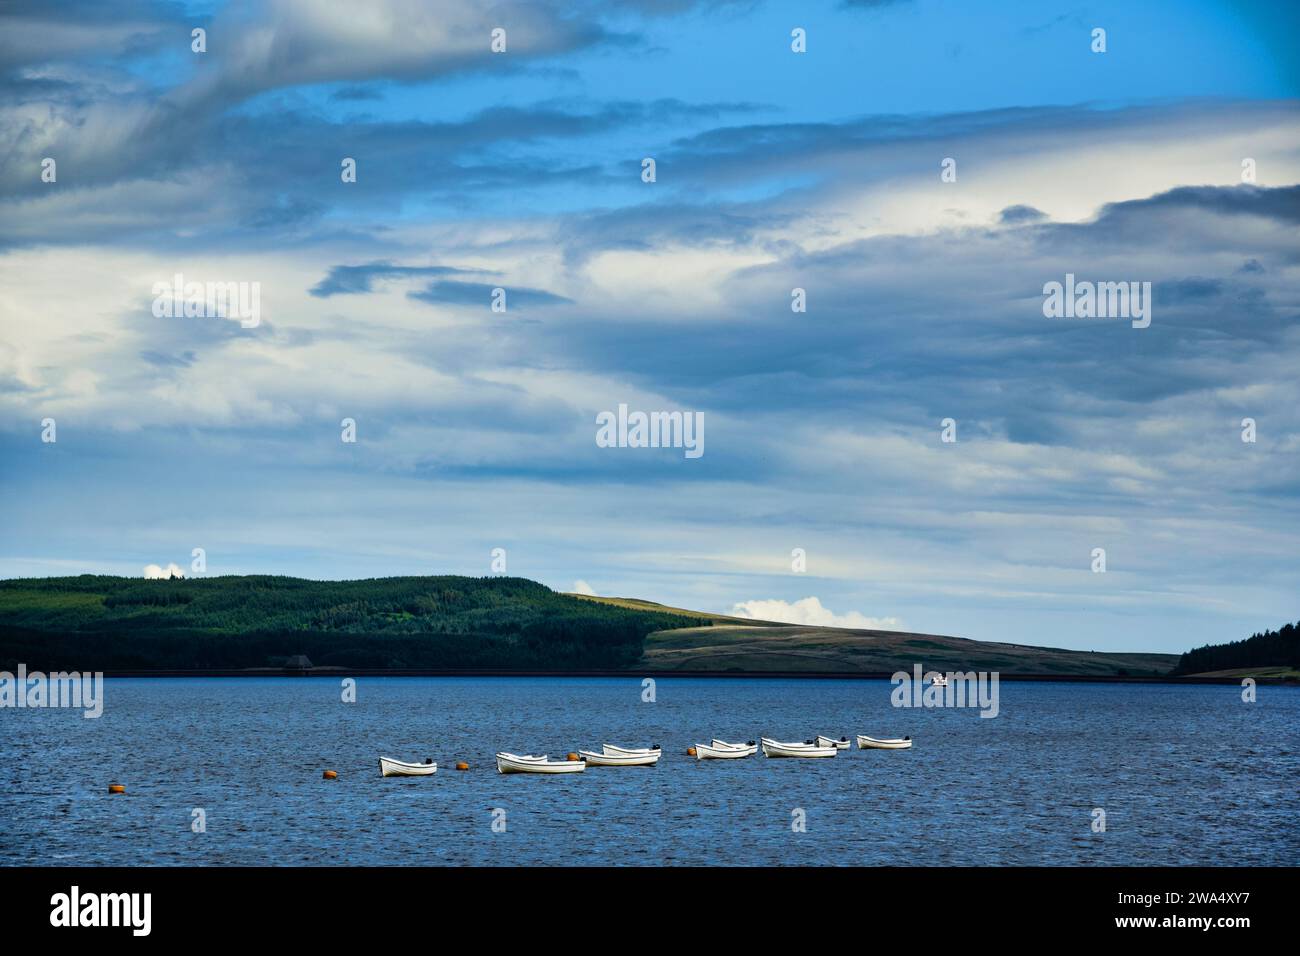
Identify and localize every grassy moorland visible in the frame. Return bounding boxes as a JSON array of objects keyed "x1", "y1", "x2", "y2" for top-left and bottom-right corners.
[
  {"x1": 569, "y1": 596, "x2": 1177, "y2": 677},
  {"x1": 638, "y1": 623, "x2": 1178, "y2": 676}
]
